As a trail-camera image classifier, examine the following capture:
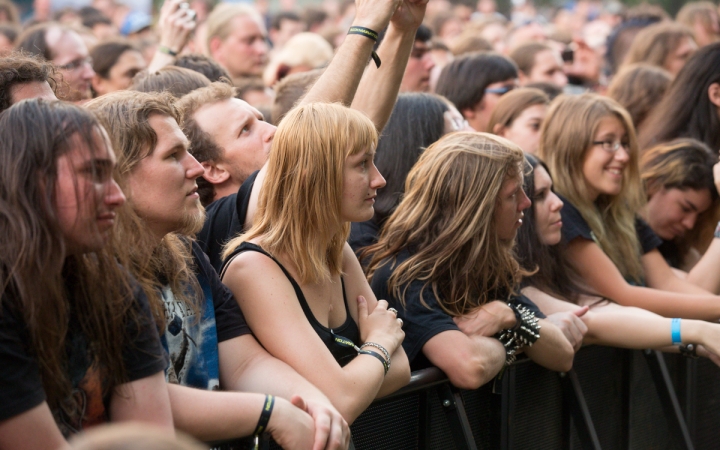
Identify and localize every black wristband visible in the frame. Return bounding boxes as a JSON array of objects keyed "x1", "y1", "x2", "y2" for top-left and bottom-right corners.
[
  {"x1": 253, "y1": 394, "x2": 275, "y2": 436},
  {"x1": 158, "y1": 45, "x2": 178, "y2": 57},
  {"x1": 359, "y1": 349, "x2": 389, "y2": 375},
  {"x1": 347, "y1": 26, "x2": 382, "y2": 68}
]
